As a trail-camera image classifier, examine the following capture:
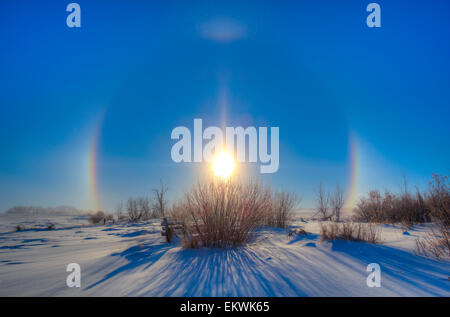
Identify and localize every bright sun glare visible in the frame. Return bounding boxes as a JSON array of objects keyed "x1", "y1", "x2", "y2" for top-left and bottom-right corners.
[{"x1": 212, "y1": 151, "x2": 235, "y2": 178}]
